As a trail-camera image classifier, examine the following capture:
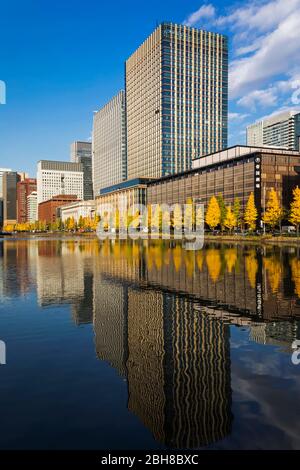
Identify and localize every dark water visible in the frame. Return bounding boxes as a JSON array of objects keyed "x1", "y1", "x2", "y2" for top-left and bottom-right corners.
[{"x1": 0, "y1": 238, "x2": 300, "y2": 450}]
